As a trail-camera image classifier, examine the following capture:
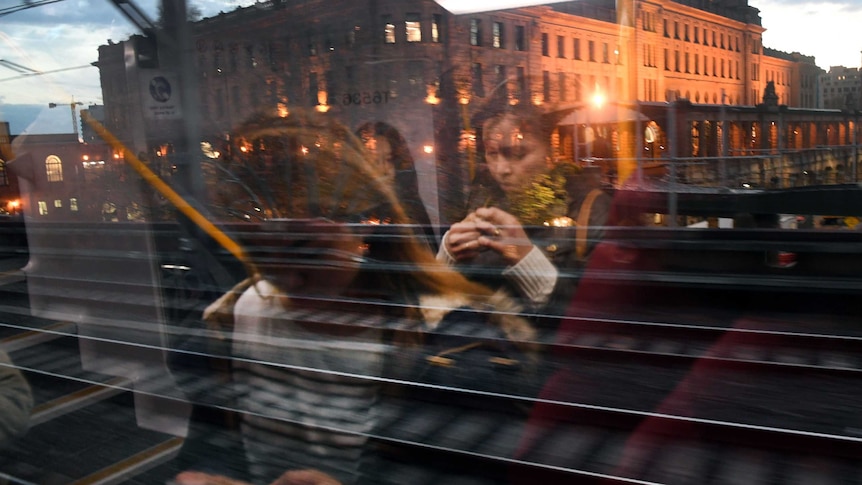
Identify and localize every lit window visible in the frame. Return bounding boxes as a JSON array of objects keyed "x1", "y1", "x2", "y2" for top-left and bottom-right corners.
[
  {"x1": 38, "y1": 201, "x2": 48, "y2": 215},
  {"x1": 431, "y1": 14, "x2": 442, "y2": 43},
  {"x1": 54, "y1": 199, "x2": 62, "y2": 208},
  {"x1": 470, "y1": 19, "x2": 481, "y2": 46},
  {"x1": 70, "y1": 198, "x2": 78, "y2": 211},
  {"x1": 406, "y1": 13, "x2": 421, "y2": 42},
  {"x1": 45, "y1": 155, "x2": 63, "y2": 182},
  {"x1": 492, "y1": 22, "x2": 503, "y2": 48},
  {"x1": 0, "y1": 160, "x2": 7, "y2": 186},
  {"x1": 383, "y1": 15, "x2": 395, "y2": 44}
]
